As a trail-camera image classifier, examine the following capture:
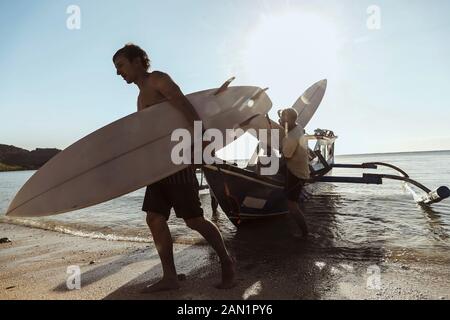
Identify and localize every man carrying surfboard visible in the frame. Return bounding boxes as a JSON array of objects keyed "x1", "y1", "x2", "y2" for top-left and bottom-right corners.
[
  {"x1": 113, "y1": 43, "x2": 236, "y2": 292},
  {"x1": 278, "y1": 108, "x2": 310, "y2": 238}
]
